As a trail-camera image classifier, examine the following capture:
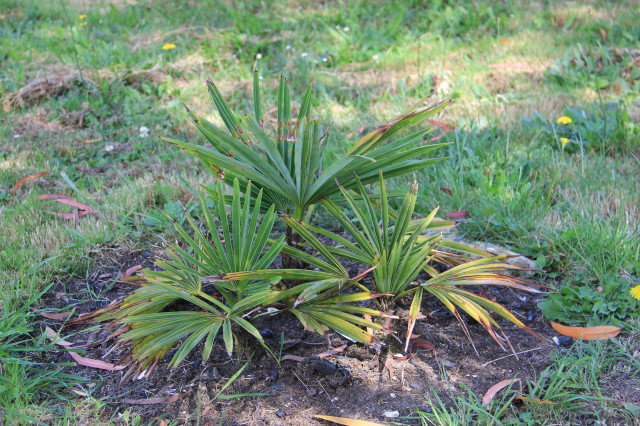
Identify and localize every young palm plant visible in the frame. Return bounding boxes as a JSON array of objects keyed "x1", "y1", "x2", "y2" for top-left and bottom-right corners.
[
  {"x1": 161, "y1": 73, "x2": 451, "y2": 249},
  {"x1": 284, "y1": 172, "x2": 547, "y2": 352},
  {"x1": 97, "y1": 180, "x2": 284, "y2": 375},
  {"x1": 95, "y1": 179, "x2": 384, "y2": 376}
]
